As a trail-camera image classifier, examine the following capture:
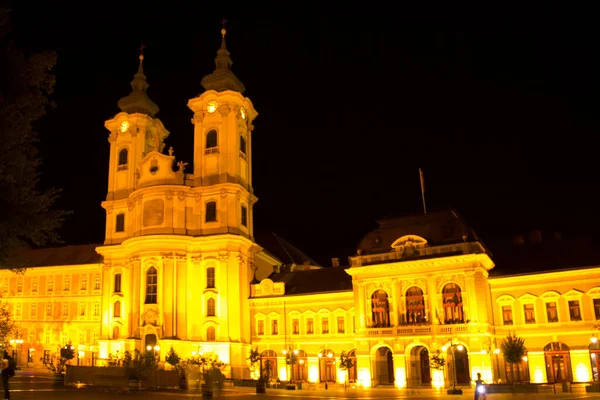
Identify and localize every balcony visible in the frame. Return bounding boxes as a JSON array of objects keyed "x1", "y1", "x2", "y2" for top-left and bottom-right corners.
[{"x1": 364, "y1": 323, "x2": 483, "y2": 337}]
